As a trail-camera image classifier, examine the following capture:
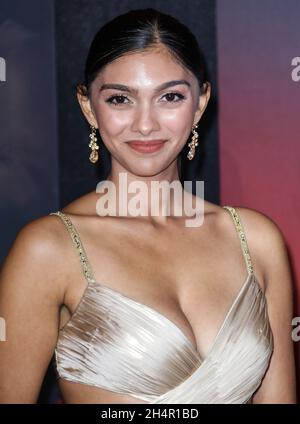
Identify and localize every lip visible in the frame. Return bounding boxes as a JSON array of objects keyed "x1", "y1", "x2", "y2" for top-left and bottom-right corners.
[{"x1": 126, "y1": 139, "x2": 166, "y2": 154}]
